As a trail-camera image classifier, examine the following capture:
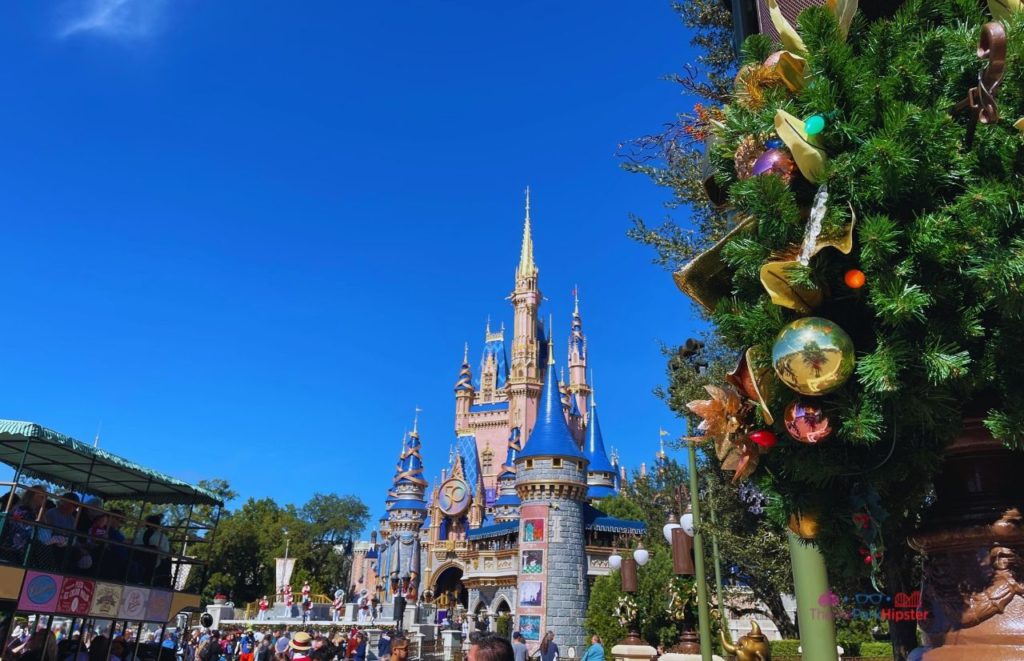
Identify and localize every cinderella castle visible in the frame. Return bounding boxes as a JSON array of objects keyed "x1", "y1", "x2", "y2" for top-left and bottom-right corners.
[{"x1": 348, "y1": 191, "x2": 645, "y2": 651}]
